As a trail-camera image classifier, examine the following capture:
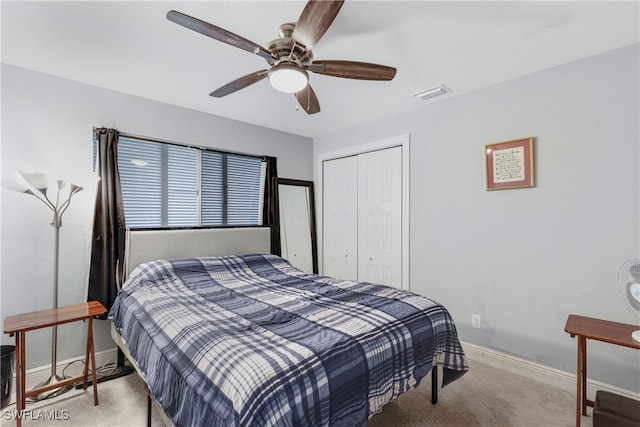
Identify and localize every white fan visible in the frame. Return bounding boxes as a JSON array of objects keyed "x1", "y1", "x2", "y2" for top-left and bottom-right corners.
[{"x1": 618, "y1": 259, "x2": 640, "y2": 343}]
